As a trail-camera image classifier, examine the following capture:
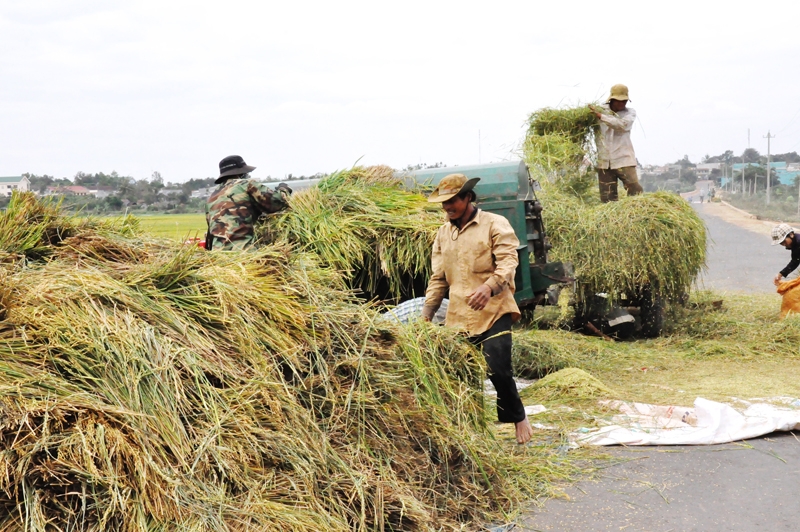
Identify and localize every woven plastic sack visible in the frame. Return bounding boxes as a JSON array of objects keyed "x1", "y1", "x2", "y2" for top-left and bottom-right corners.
[{"x1": 777, "y1": 277, "x2": 800, "y2": 318}]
